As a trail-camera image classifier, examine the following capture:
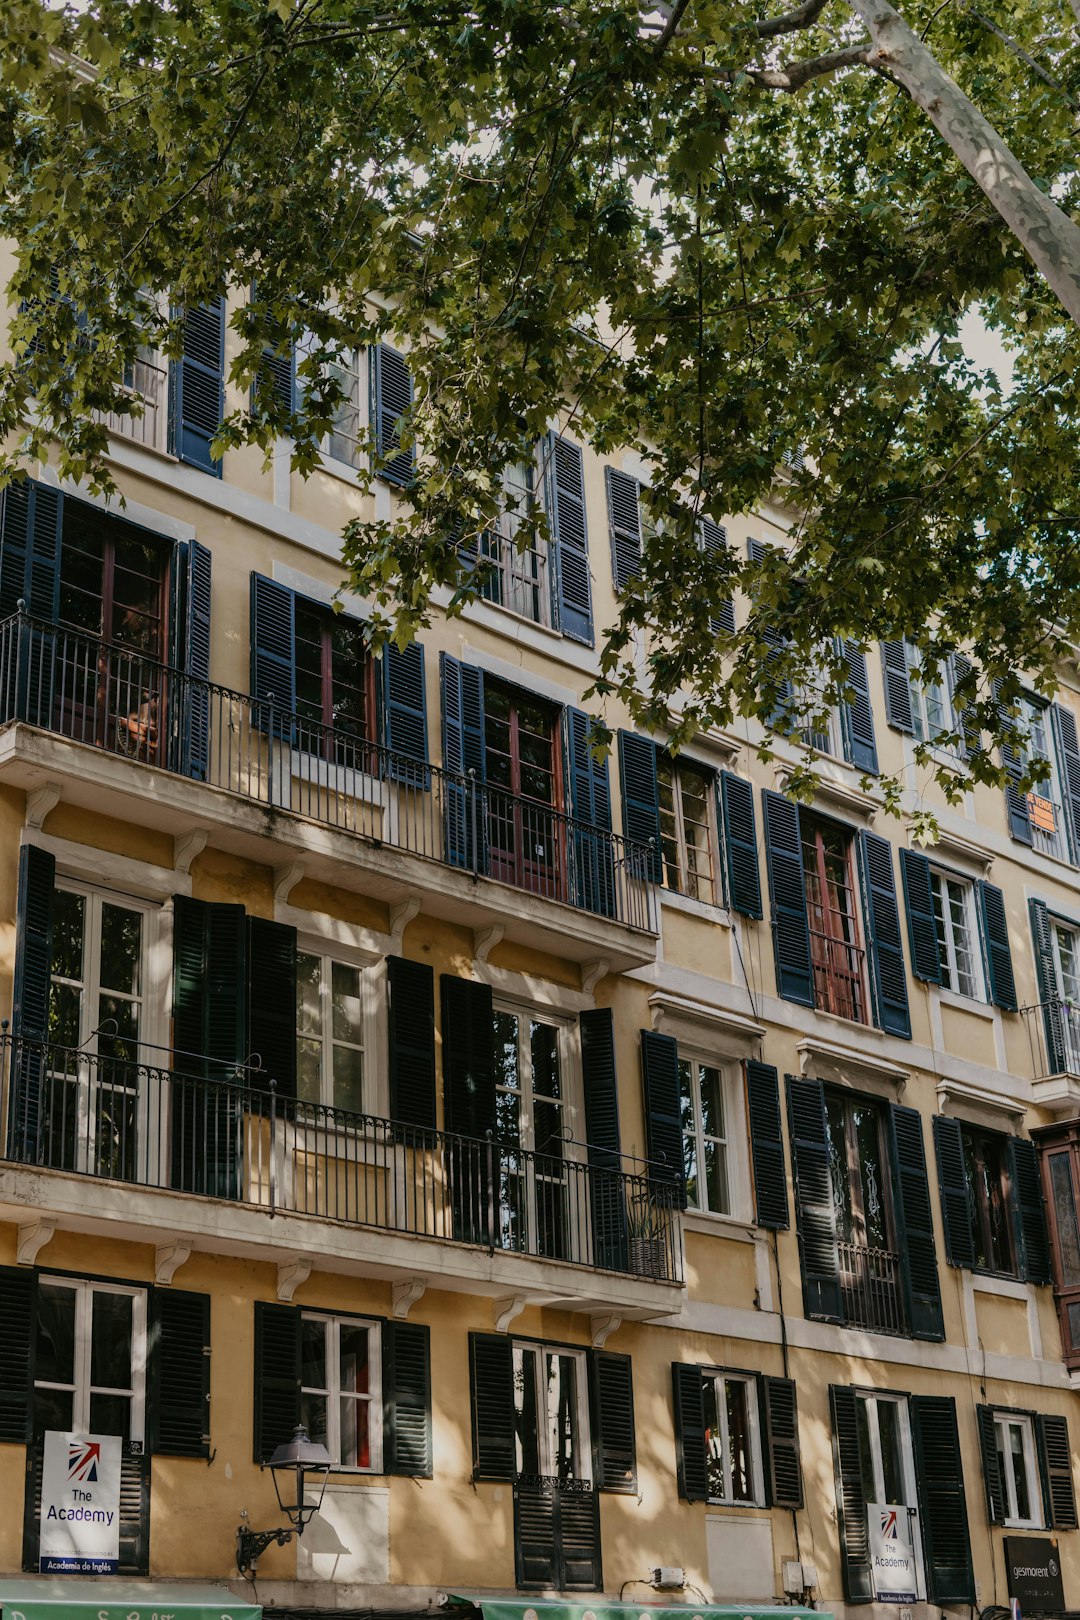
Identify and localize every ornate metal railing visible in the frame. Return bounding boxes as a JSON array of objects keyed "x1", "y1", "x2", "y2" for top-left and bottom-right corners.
[
  {"x1": 0, "y1": 611, "x2": 658, "y2": 931},
  {"x1": 837, "y1": 1239, "x2": 906, "y2": 1335},
  {"x1": 0, "y1": 1033, "x2": 682, "y2": 1284},
  {"x1": 1022, "y1": 997, "x2": 1080, "y2": 1080}
]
